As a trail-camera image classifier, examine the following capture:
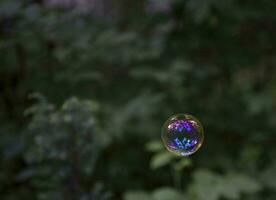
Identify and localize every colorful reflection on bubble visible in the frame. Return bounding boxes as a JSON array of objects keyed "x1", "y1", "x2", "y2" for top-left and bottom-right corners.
[{"x1": 161, "y1": 114, "x2": 204, "y2": 156}]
